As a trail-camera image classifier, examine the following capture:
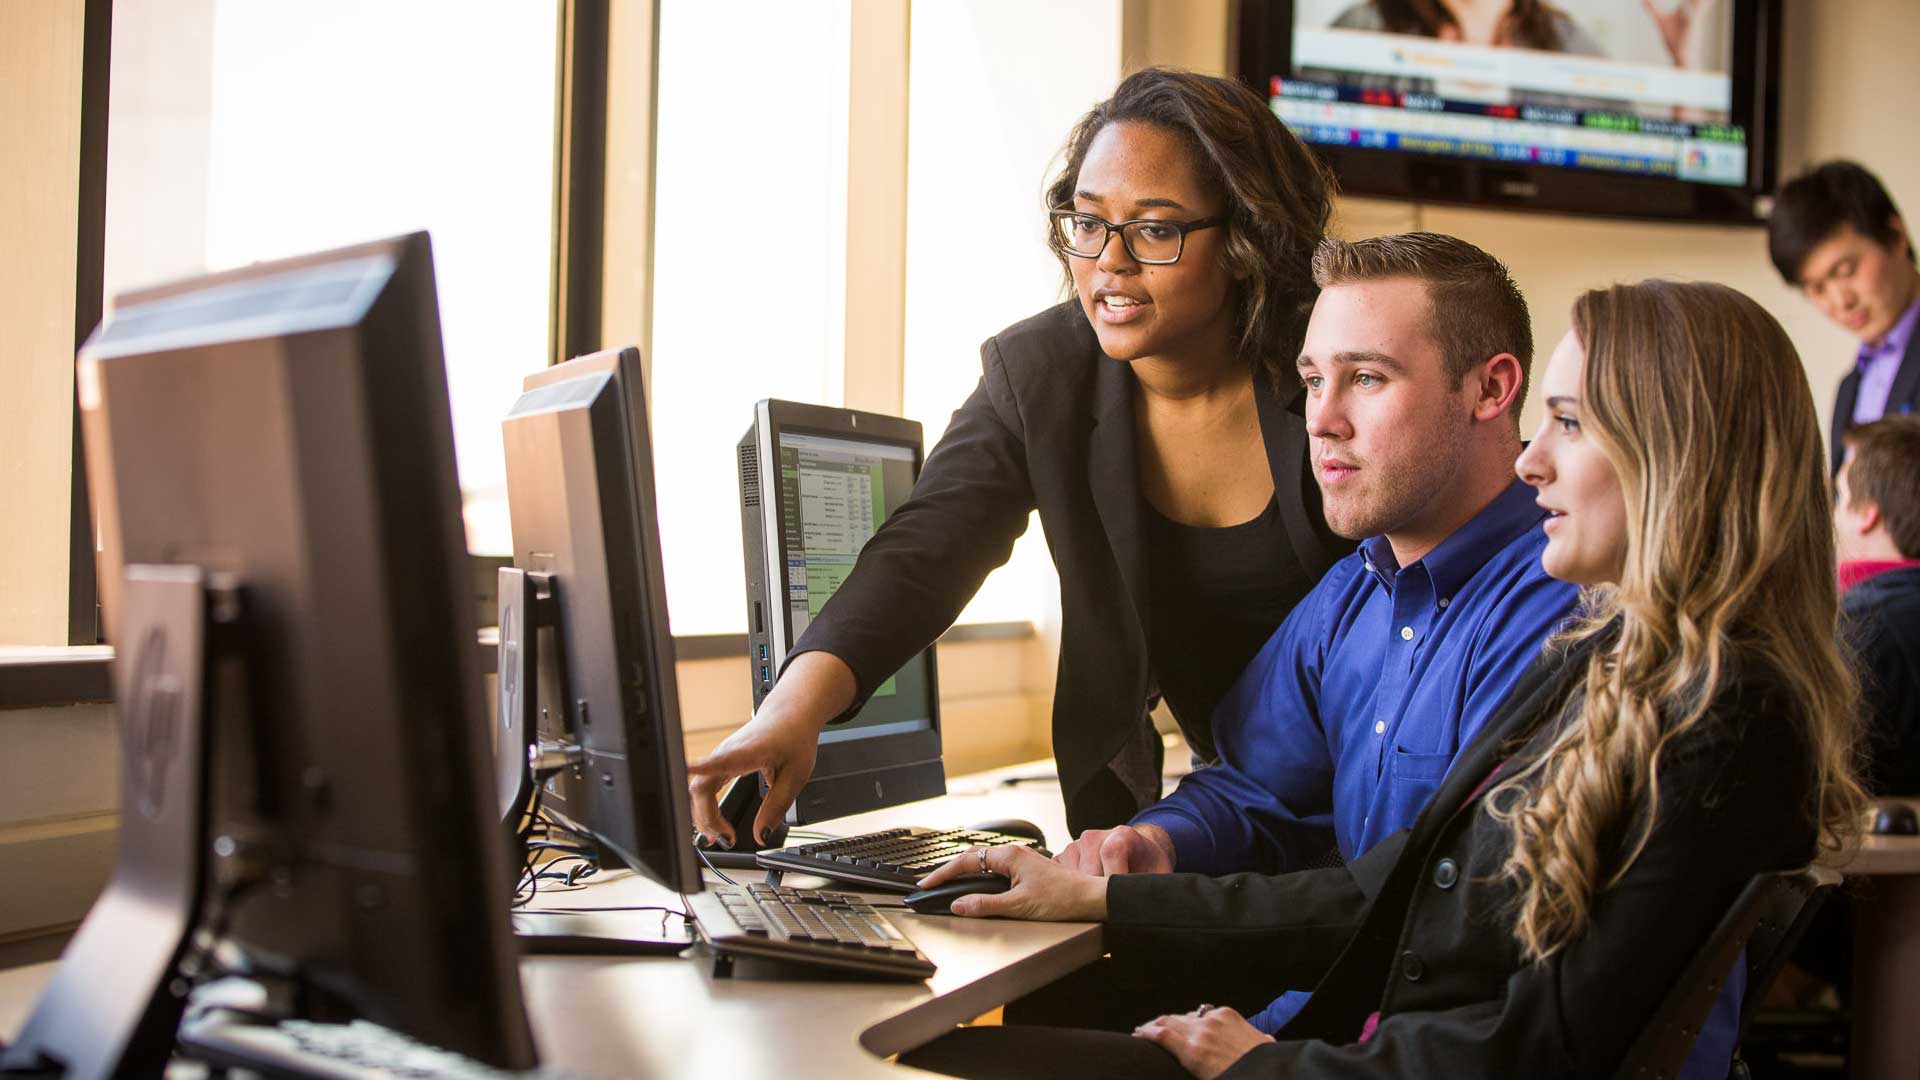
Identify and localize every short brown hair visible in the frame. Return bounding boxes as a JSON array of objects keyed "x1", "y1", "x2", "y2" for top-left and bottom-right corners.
[
  {"x1": 1843, "y1": 416, "x2": 1920, "y2": 557},
  {"x1": 1046, "y1": 67, "x2": 1336, "y2": 388},
  {"x1": 1310, "y1": 232, "x2": 1533, "y2": 417}
]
